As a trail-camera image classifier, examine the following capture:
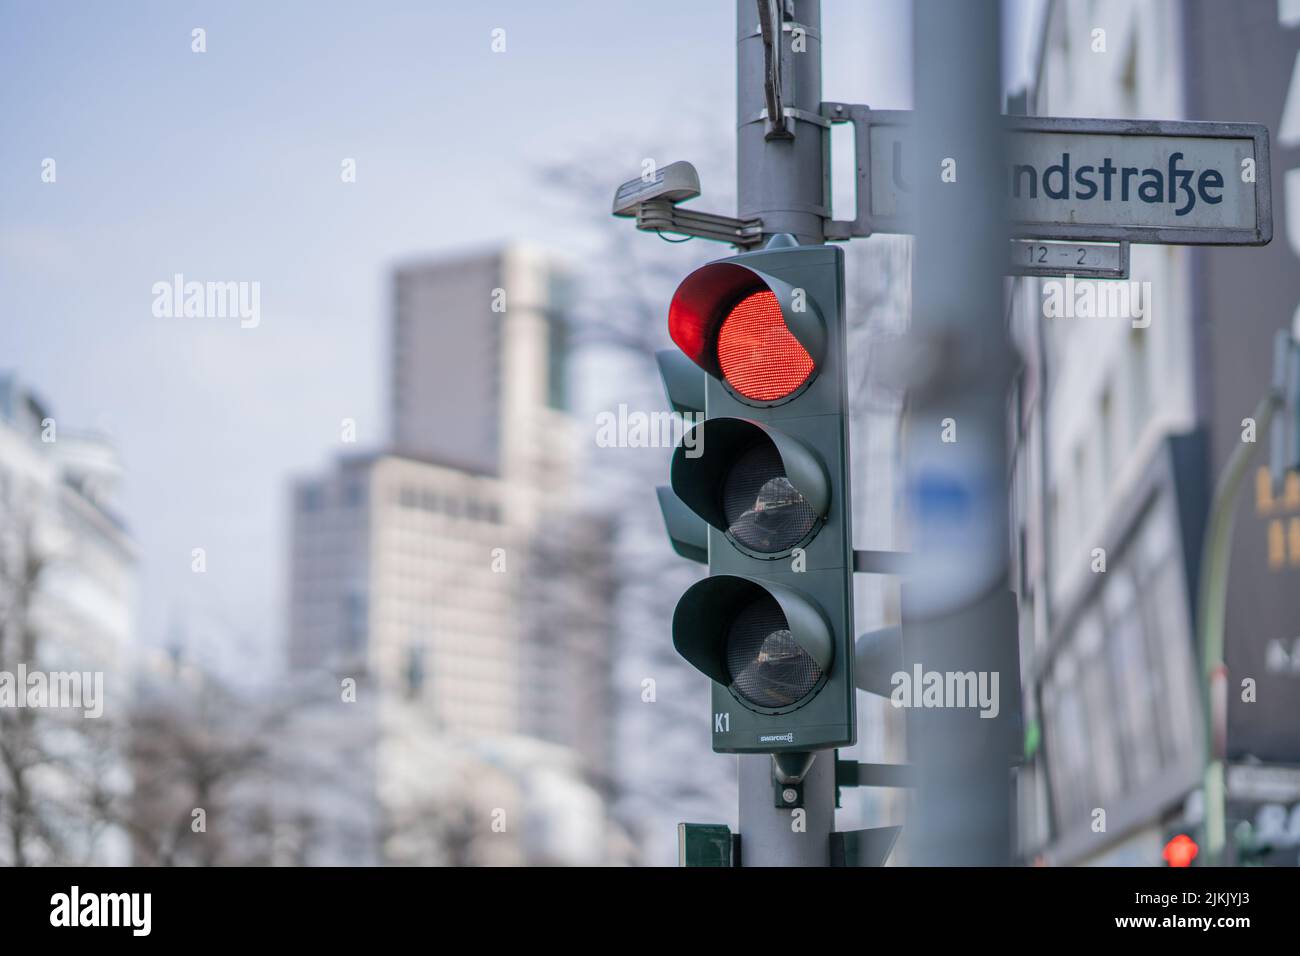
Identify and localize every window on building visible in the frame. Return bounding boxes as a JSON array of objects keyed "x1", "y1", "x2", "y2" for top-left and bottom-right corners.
[
  {"x1": 1103, "y1": 569, "x2": 1162, "y2": 789},
  {"x1": 299, "y1": 484, "x2": 324, "y2": 513},
  {"x1": 1047, "y1": 653, "x2": 1092, "y2": 827},
  {"x1": 1053, "y1": 13, "x2": 1070, "y2": 85},
  {"x1": 1074, "y1": 442, "x2": 1090, "y2": 540},
  {"x1": 405, "y1": 643, "x2": 426, "y2": 698},
  {"x1": 343, "y1": 591, "x2": 368, "y2": 656},
  {"x1": 1049, "y1": 487, "x2": 1066, "y2": 585},
  {"x1": 1077, "y1": 611, "x2": 1124, "y2": 804},
  {"x1": 1134, "y1": 497, "x2": 1201, "y2": 768},
  {"x1": 1128, "y1": 327, "x2": 1149, "y2": 450},
  {"x1": 1099, "y1": 385, "x2": 1114, "y2": 489},
  {"x1": 1017, "y1": 526, "x2": 1029, "y2": 598},
  {"x1": 546, "y1": 273, "x2": 574, "y2": 412},
  {"x1": 1119, "y1": 30, "x2": 1139, "y2": 116}
]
